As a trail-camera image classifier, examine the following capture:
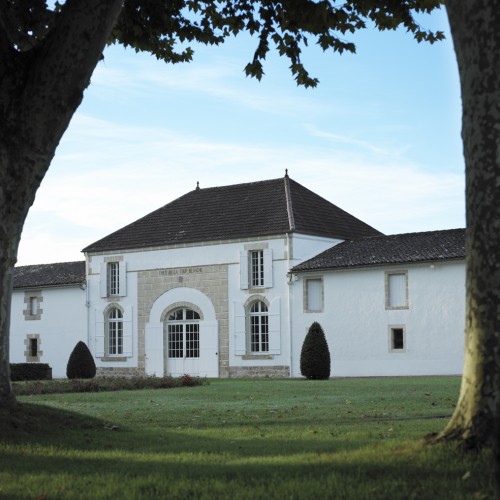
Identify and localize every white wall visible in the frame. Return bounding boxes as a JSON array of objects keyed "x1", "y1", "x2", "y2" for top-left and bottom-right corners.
[
  {"x1": 10, "y1": 286, "x2": 87, "y2": 378},
  {"x1": 290, "y1": 260, "x2": 466, "y2": 377},
  {"x1": 290, "y1": 233, "x2": 343, "y2": 266},
  {"x1": 87, "y1": 235, "x2": 296, "y2": 375}
]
